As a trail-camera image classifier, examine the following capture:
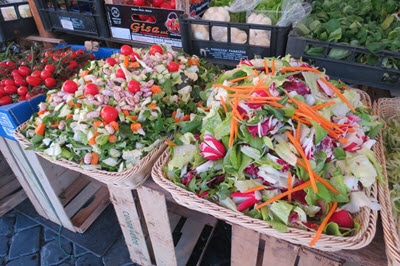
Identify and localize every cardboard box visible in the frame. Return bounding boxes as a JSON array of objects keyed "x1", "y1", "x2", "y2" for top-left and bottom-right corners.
[
  {"x1": 0, "y1": 94, "x2": 46, "y2": 140},
  {"x1": 105, "y1": 0, "x2": 209, "y2": 47}
]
